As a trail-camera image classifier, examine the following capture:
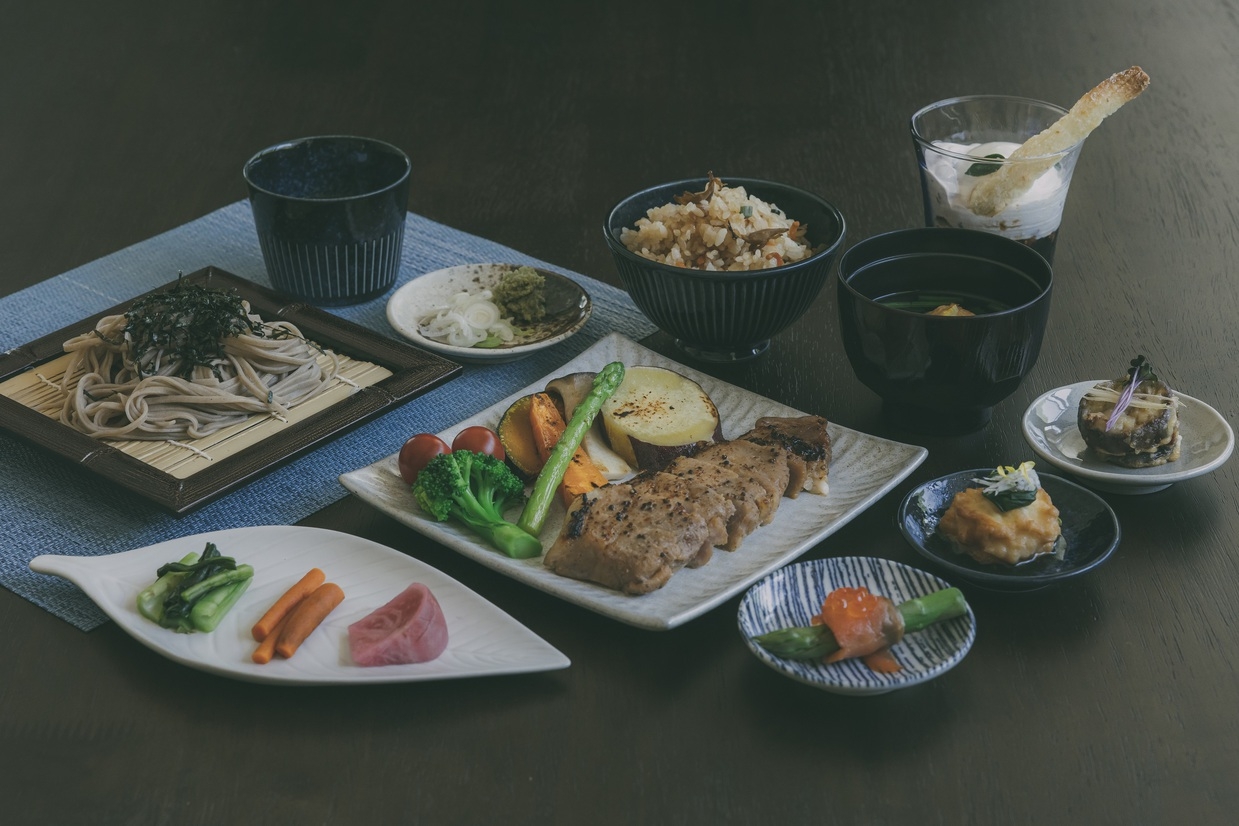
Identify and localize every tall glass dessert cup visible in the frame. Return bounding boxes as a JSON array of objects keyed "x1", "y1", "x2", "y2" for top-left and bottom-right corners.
[{"x1": 911, "y1": 96, "x2": 1083, "y2": 265}]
